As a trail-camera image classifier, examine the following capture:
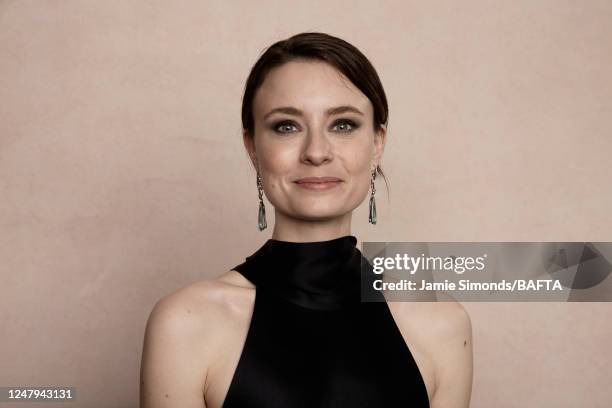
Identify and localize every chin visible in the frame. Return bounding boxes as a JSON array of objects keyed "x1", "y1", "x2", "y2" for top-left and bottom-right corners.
[
  {"x1": 292, "y1": 206, "x2": 345, "y2": 221},
  {"x1": 296, "y1": 214, "x2": 345, "y2": 222}
]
